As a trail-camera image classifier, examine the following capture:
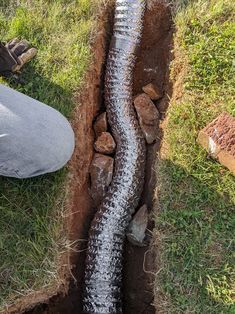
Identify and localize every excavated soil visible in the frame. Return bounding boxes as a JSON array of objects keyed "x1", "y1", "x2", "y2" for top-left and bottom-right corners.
[
  {"x1": 22, "y1": 2, "x2": 173, "y2": 314},
  {"x1": 204, "y1": 113, "x2": 235, "y2": 155}
]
